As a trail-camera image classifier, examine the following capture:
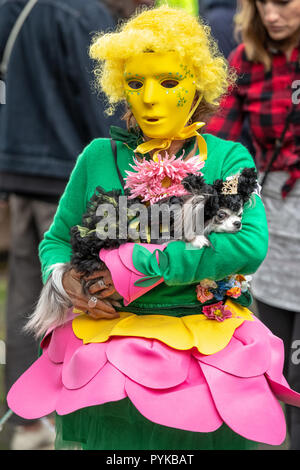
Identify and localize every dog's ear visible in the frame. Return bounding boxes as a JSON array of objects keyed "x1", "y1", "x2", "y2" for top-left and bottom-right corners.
[
  {"x1": 182, "y1": 173, "x2": 207, "y2": 194},
  {"x1": 182, "y1": 174, "x2": 220, "y2": 219},
  {"x1": 237, "y1": 167, "x2": 258, "y2": 203},
  {"x1": 211, "y1": 178, "x2": 224, "y2": 195},
  {"x1": 203, "y1": 188, "x2": 220, "y2": 220}
]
